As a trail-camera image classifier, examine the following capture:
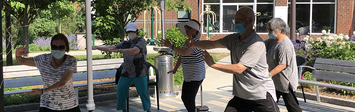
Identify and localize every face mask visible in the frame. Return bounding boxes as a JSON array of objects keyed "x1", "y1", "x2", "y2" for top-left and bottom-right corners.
[
  {"x1": 268, "y1": 31, "x2": 277, "y2": 39},
  {"x1": 128, "y1": 33, "x2": 137, "y2": 40},
  {"x1": 235, "y1": 23, "x2": 246, "y2": 34},
  {"x1": 51, "y1": 50, "x2": 65, "y2": 59}
]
